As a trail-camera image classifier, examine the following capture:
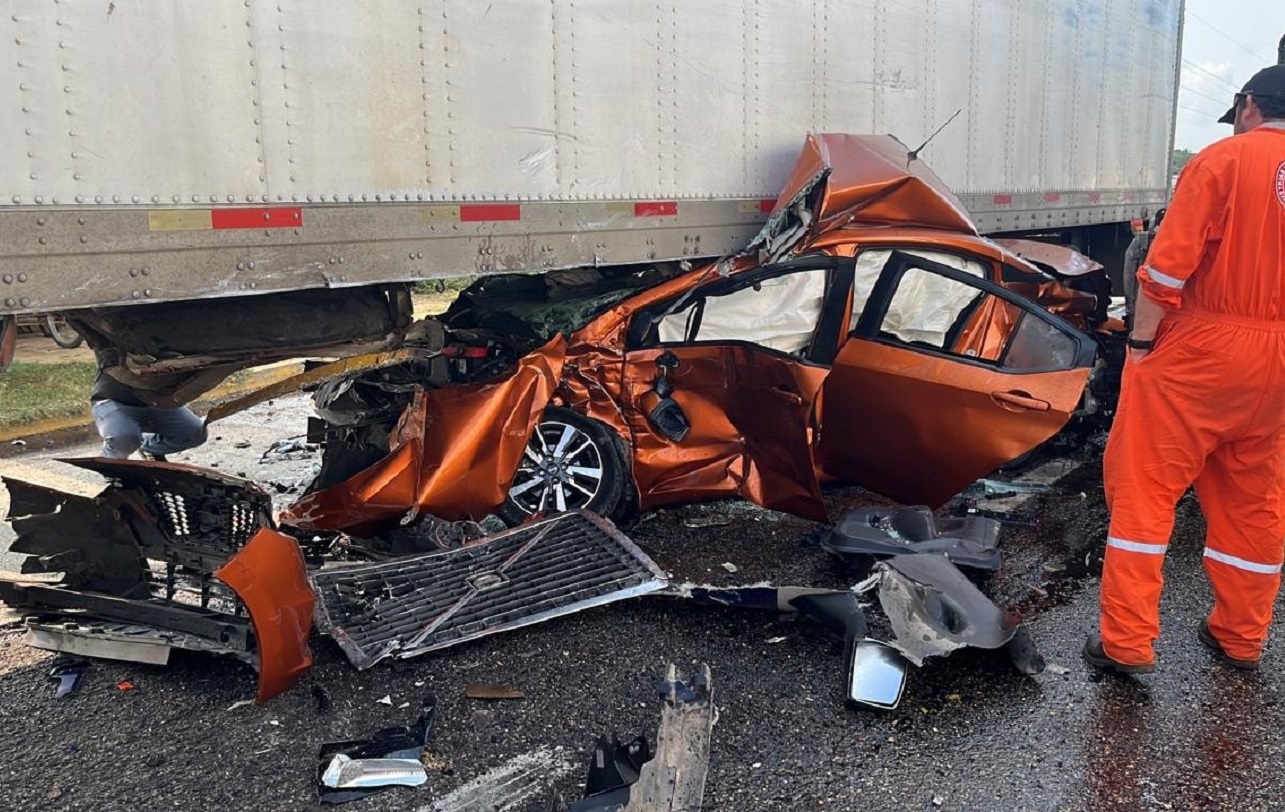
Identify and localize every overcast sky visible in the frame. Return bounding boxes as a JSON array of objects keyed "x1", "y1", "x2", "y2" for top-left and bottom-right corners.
[{"x1": 1175, "y1": 1, "x2": 1285, "y2": 151}]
